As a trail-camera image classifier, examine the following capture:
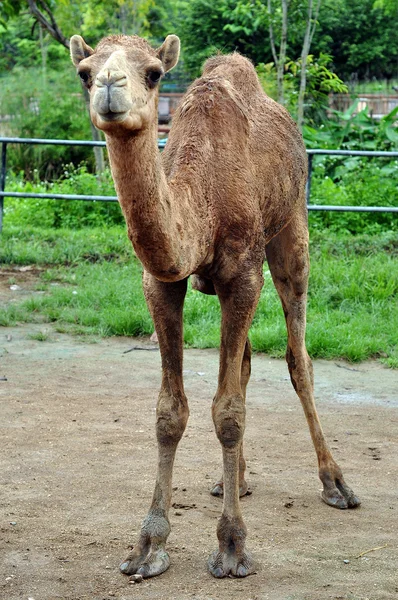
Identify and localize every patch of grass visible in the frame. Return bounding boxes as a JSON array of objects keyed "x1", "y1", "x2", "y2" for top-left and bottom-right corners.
[
  {"x1": 0, "y1": 225, "x2": 132, "y2": 266},
  {"x1": 28, "y1": 330, "x2": 50, "y2": 341},
  {"x1": 0, "y1": 226, "x2": 397, "y2": 366}
]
